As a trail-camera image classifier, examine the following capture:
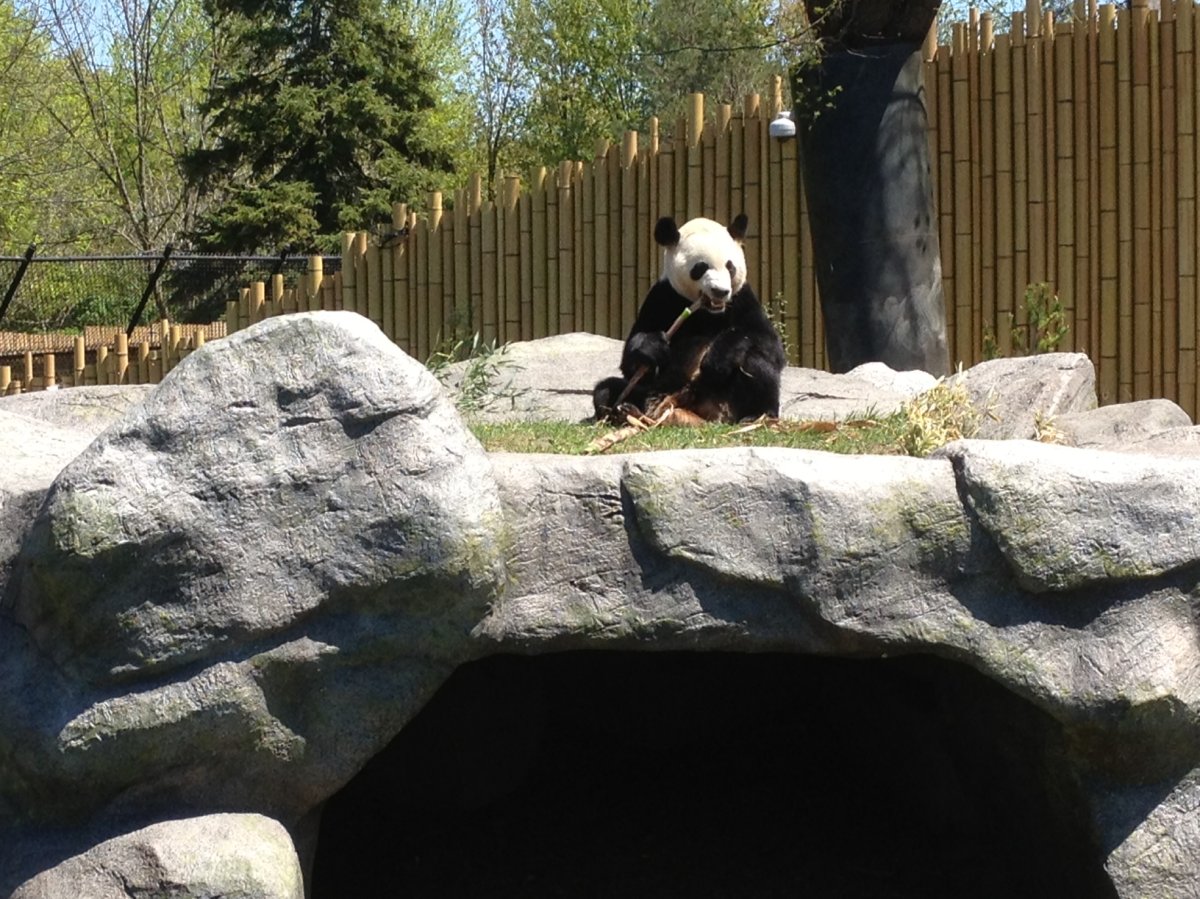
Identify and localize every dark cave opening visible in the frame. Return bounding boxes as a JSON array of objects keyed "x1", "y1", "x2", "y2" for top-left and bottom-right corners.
[{"x1": 310, "y1": 651, "x2": 1115, "y2": 898}]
